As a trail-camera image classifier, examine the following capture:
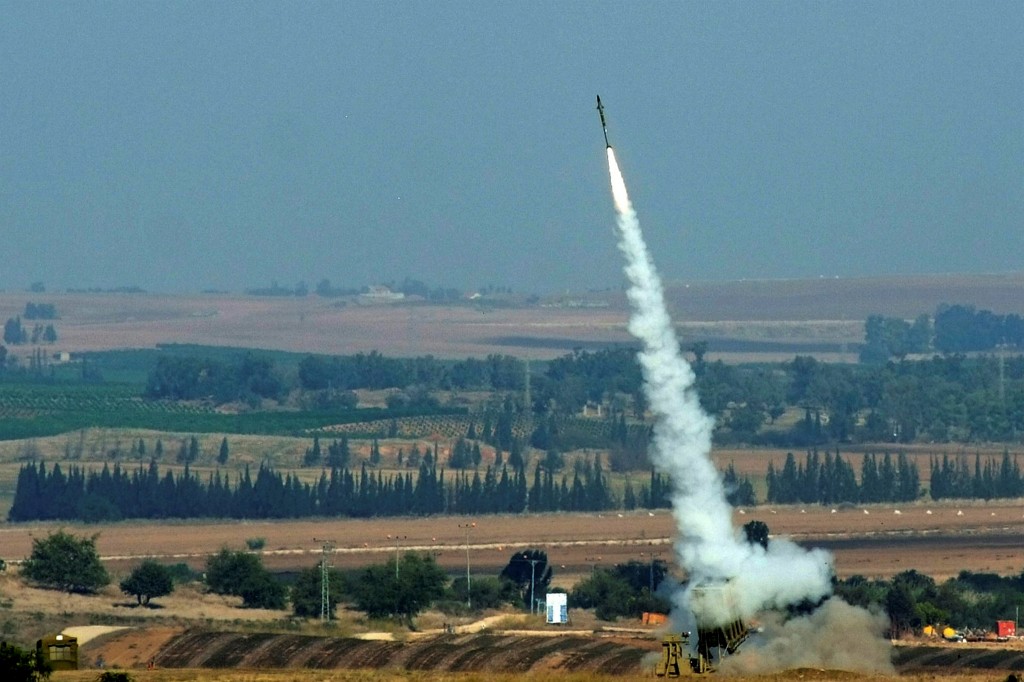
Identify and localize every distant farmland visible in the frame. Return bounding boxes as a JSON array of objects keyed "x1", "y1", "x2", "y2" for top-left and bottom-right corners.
[{"x1": 2, "y1": 273, "x2": 1023, "y2": 362}]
